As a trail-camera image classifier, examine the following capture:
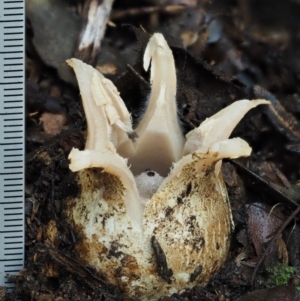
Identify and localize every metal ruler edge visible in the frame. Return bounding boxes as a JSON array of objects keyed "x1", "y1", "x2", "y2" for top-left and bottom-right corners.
[{"x1": 0, "y1": 0, "x2": 25, "y2": 293}]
